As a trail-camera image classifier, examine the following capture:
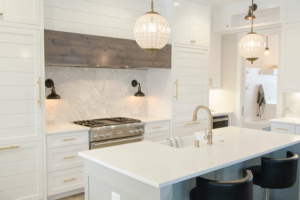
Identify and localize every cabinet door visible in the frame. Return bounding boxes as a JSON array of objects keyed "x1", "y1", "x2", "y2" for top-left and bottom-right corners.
[
  {"x1": 0, "y1": 0, "x2": 40, "y2": 25},
  {"x1": 173, "y1": 47, "x2": 209, "y2": 124},
  {"x1": 0, "y1": 26, "x2": 42, "y2": 145},
  {"x1": 212, "y1": 10, "x2": 230, "y2": 33},
  {"x1": 281, "y1": 23, "x2": 300, "y2": 92},
  {"x1": 282, "y1": 0, "x2": 300, "y2": 24},
  {"x1": 209, "y1": 33, "x2": 222, "y2": 88},
  {"x1": 0, "y1": 141, "x2": 43, "y2": 200},
  {"x1": 174, "y1": 0, "x2": 192, "y2": 46},
  {"x1": 191, "y1": 4, "x2": 210, "y2": 48}
]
